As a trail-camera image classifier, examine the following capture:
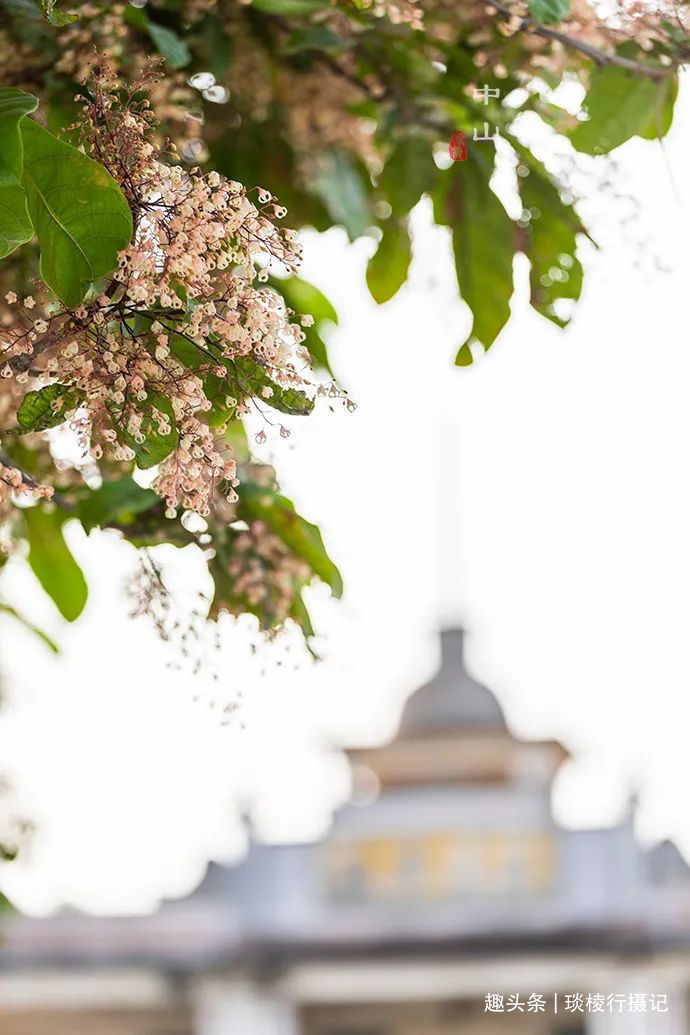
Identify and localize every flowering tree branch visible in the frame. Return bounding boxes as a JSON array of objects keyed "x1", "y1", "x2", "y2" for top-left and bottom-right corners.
[
  {"x1": 484, "y1": 0, "x2": 672, "y2": 79},
  {"x1": 0, "y1": 0, "x2": 681, "y2": 643},
  {"x1": 0, "y1": 450, "x2": 73, "y2": 510}
]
